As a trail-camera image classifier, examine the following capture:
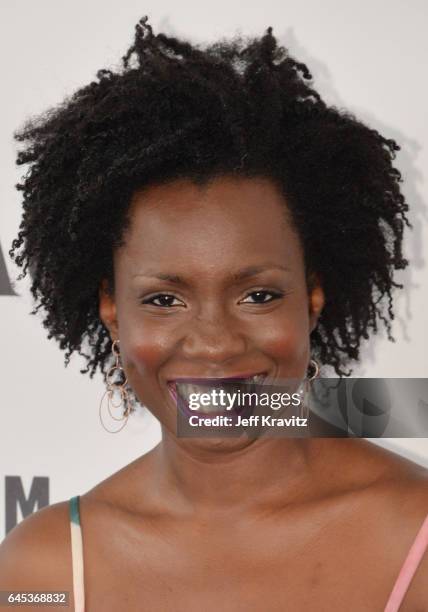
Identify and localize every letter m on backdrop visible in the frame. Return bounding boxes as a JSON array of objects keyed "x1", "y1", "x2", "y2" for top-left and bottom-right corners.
[{"x1": 5, "y1": 476, "x2": 49, "y2": 534}]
